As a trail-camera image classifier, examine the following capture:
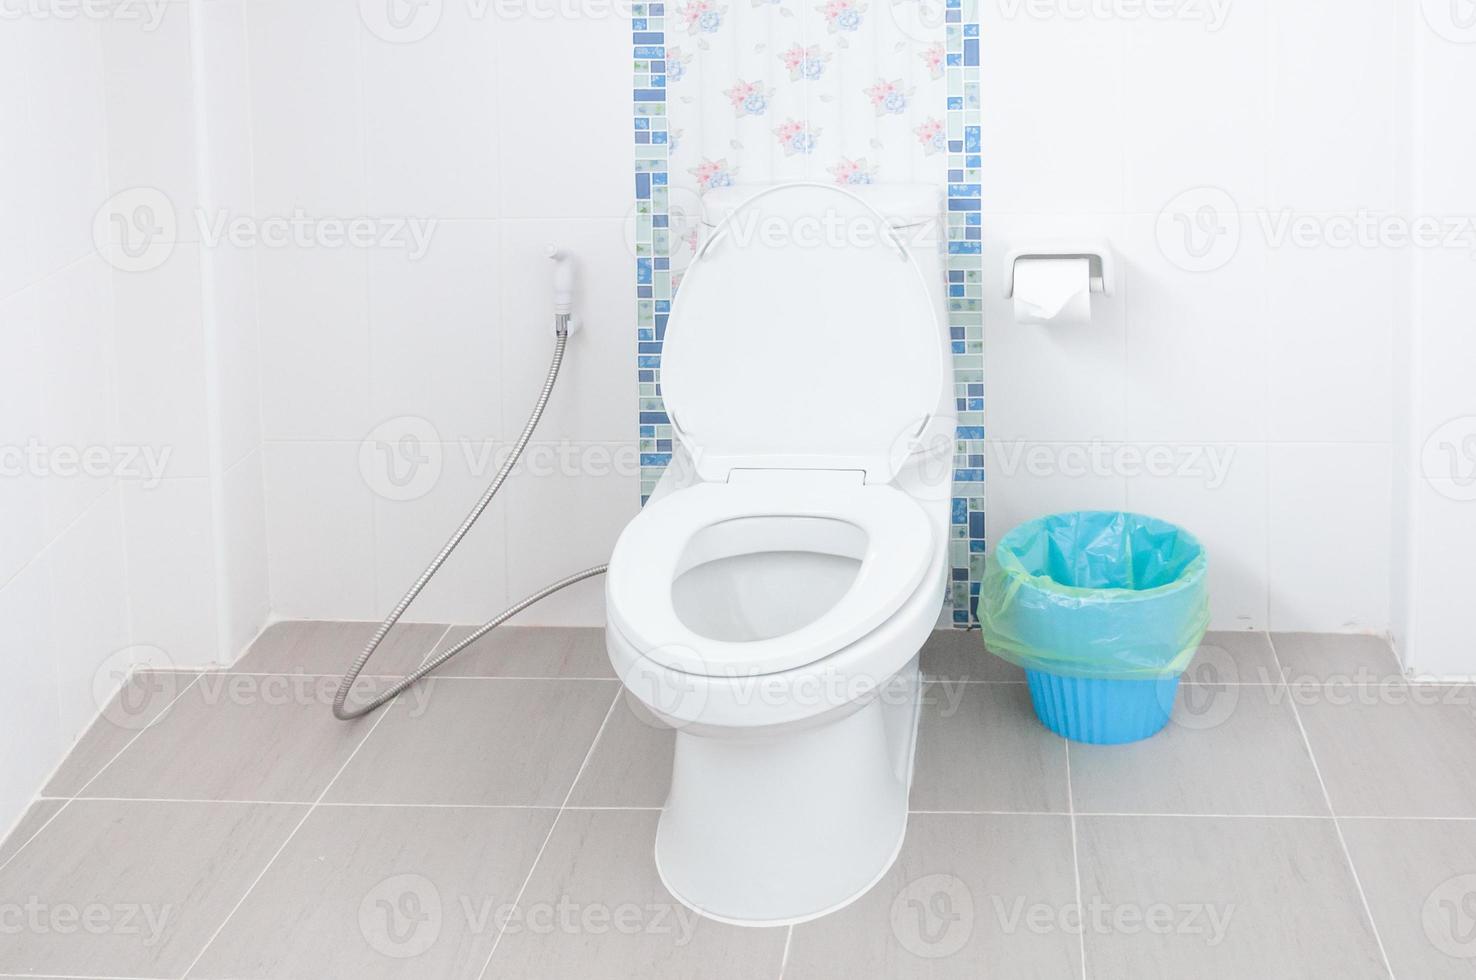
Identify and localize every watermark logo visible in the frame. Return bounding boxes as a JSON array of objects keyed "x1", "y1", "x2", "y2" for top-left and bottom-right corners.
[
  {"x1": 1171, "y1": 642, "x2": 1241, "y2": 731},
  {"x1": 891, "y1": 874, "x2": 975, "y2": 959},
  {"x1": 0, "y1": 439, "x2": 174, "y2": 488},
  {"x1": 91, "y1": 645, "x2": 180, "y2": 732},
  {"x1": 1421, "y1": 417, "x2": 1476, "y2": 502},
  {"x1": 360, "y1": 0, "x2": 444, "y2": 42},
  {"x1": 0, "y1": 0, "x2": 170, "y2": 29},
  {"x1": 1421, "y1": 0, "x2": 1476, "y2": 43},
  {"x1": 993, "y1": 896, "x2": 1235, "y2": 945},
  {"x1": 1424, "y1": 873, "x2": 1476, "y2": 958},
  {"x1": 1156, "y1": 186, "x2": 1241, "y2": 273},
  {"x1": 0, "y1": 898, "x2": 173, "y2": 946},
  {"x1": 93, "y1": 187, "x2": 177, "y2": 273},
  {"x1": 990, "y1": 439, "x2": 1237, "y2": 490},
  {"x1": 886, "y1": 0, "x2": 949, "y2": 46},
  {"x1": 360, "y1": 874, "x2": 443, "y2": 958},
  {"x1": 360, "y1": 416, "x2": 443, "y2": 502}
]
